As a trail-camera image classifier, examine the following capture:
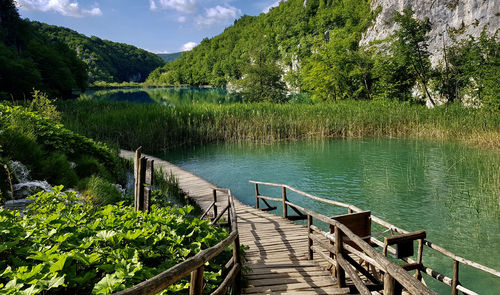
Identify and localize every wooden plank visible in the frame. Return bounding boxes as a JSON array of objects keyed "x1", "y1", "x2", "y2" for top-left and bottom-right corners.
[
  {"x1": 246, "y1": 266, "x2": 331, "y2": 276},
  {"x1": 245, "y1": 261, "x2": 320, "y2": 269},
  {"x1": 248, "y1": 276, "x2": 337, "y2": 288},
  {"x1": 256, "y1": 289, "x2": 349, "y2": 295},
  {"x1": 244, "y1": 280, "x2": 338, "y2": 294},
  {"x1": 246, "y1": 270, "x2": 331, "y2": 280}
]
